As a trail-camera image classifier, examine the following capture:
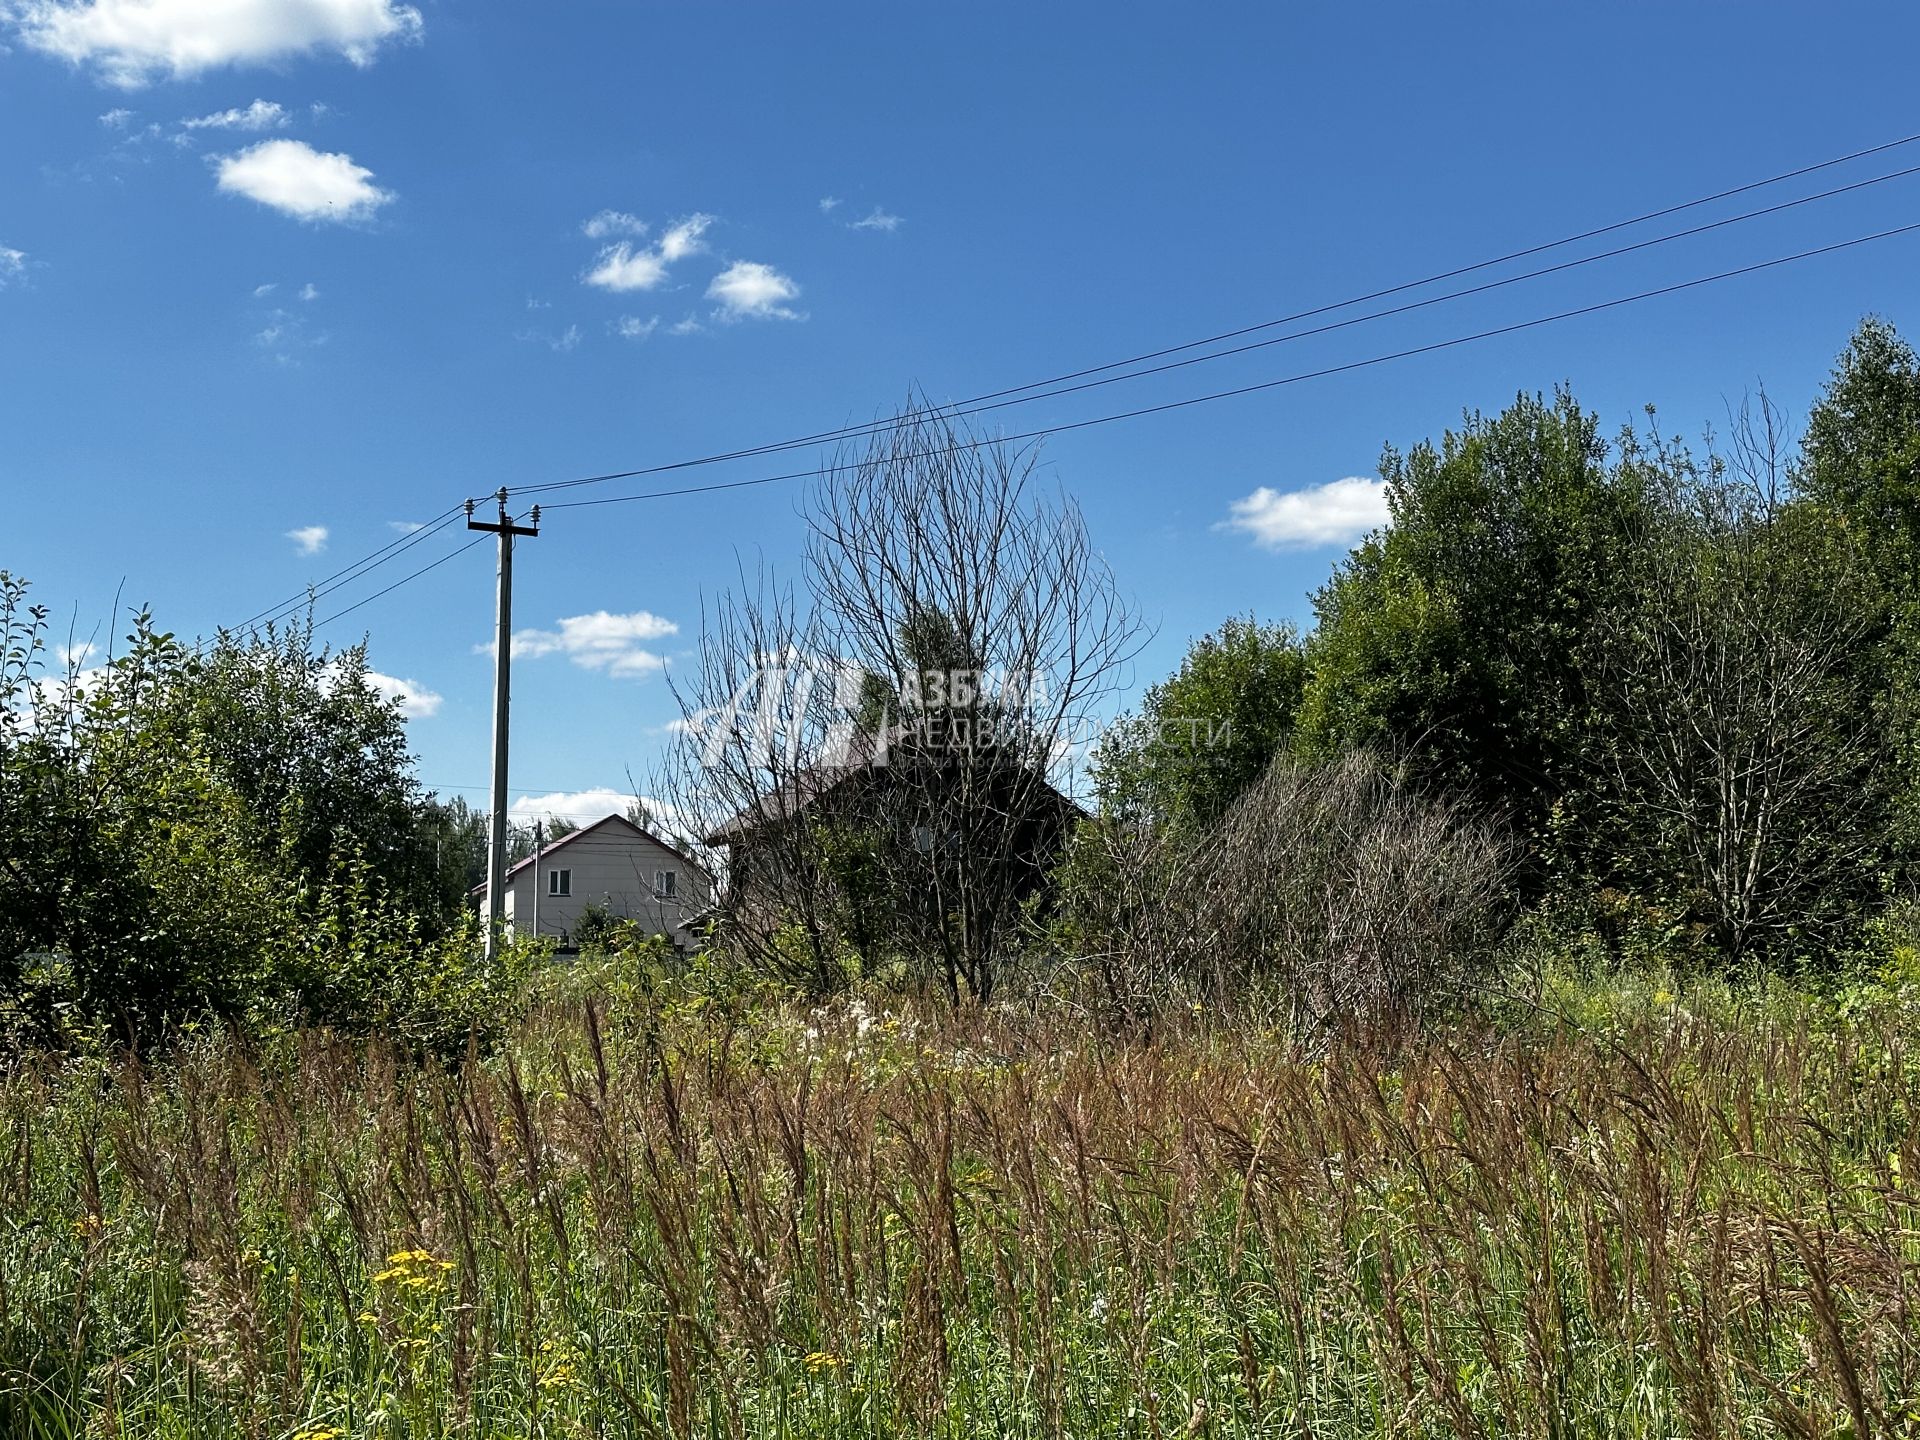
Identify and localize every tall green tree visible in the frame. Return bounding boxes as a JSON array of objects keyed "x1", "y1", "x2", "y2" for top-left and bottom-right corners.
[
  {"x1": 1799, "y1": 316, "x2": 1920, "y2": 867},
  {"x1": 1297, "y1": 389, "x2": 1652, "y2": 861}
]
